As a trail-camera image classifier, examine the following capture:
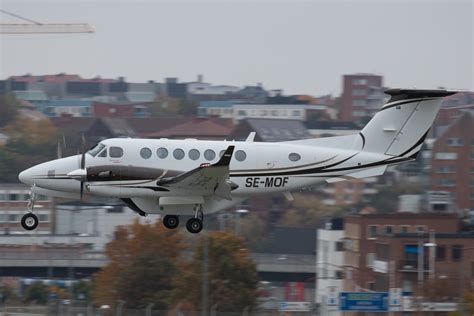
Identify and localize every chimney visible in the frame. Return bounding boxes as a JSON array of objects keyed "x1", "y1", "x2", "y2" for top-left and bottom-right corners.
[{"x1": 198, "y1": 74, "x2": 204, "y2": 83}]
